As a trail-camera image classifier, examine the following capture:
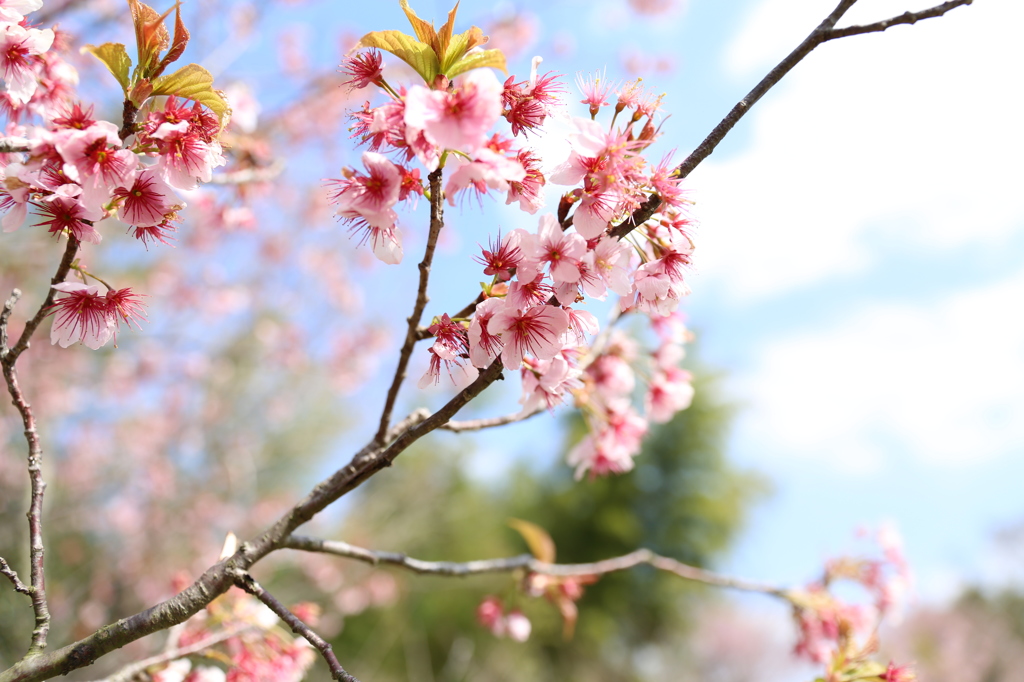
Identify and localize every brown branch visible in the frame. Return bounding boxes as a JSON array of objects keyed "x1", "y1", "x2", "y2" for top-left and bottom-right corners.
[
  {"x1": 0, "y1": 138, "x2": 30, "y2": 154},
  {"x1": 440, "y1": 406, "x2": 543, "y2": 433},
  {"x1": 0, "y1": 1, "x2": 976, "y2": 678},
  {"x1": 826, "y1": 0, "x2": 972, "y2": 39},
  {"x1": 1, "y1": 237, "x2": 79, "y2": 658},
  {"x1": 0, "y1": 368, "x2": 501, "y2": 682},
  {"x1": 0, "y1": 557, "x2": 30, "y2": 595},
  {"x1": 611, "y1": 0, "x2": 972, "y2": 242},
  {"x1": 283, "y1": 537, "x2": 787, "y2": 597},
  {"x1": 374, "y1": 167, "x2": 446, "y2": 444},
  {"x1": 5, "y1": 236, "x2": 79, "y2": 365},
  {"x1": 232, "y1": 571, "x2": 358, "y2": 682}
]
